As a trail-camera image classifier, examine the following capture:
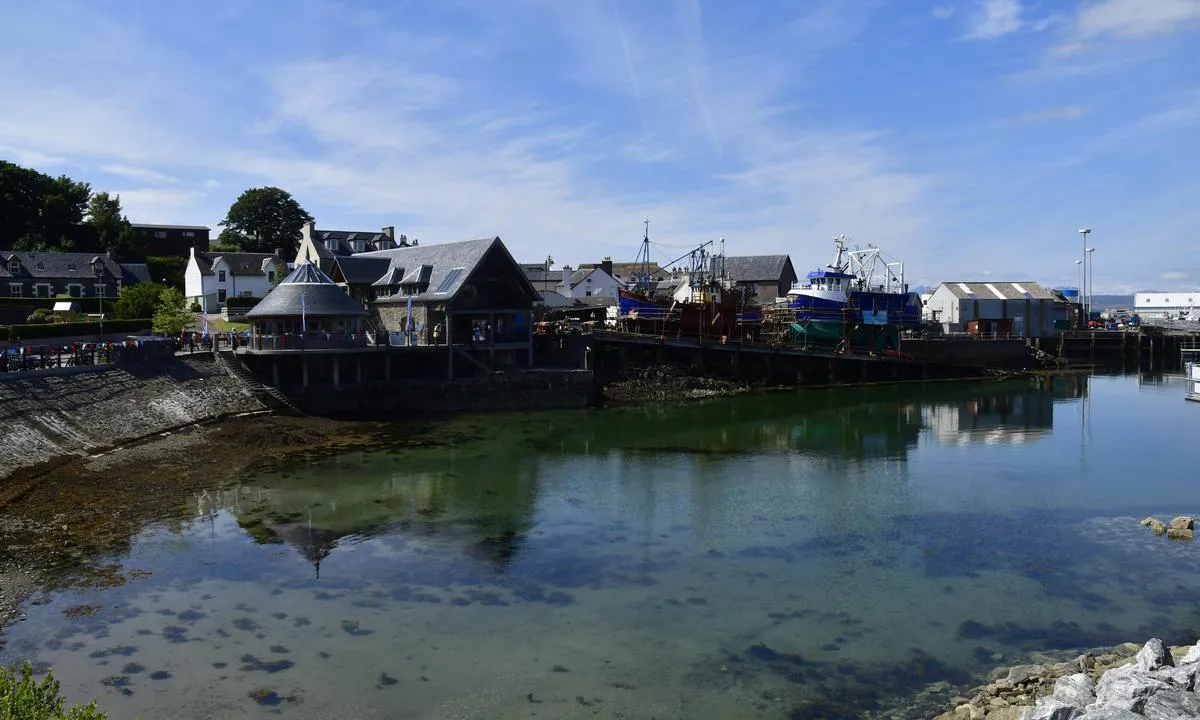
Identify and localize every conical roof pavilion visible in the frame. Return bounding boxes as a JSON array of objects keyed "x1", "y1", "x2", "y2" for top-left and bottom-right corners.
[{"x1": 247, "y1": 262, "x2": 367, "y2": 319}]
